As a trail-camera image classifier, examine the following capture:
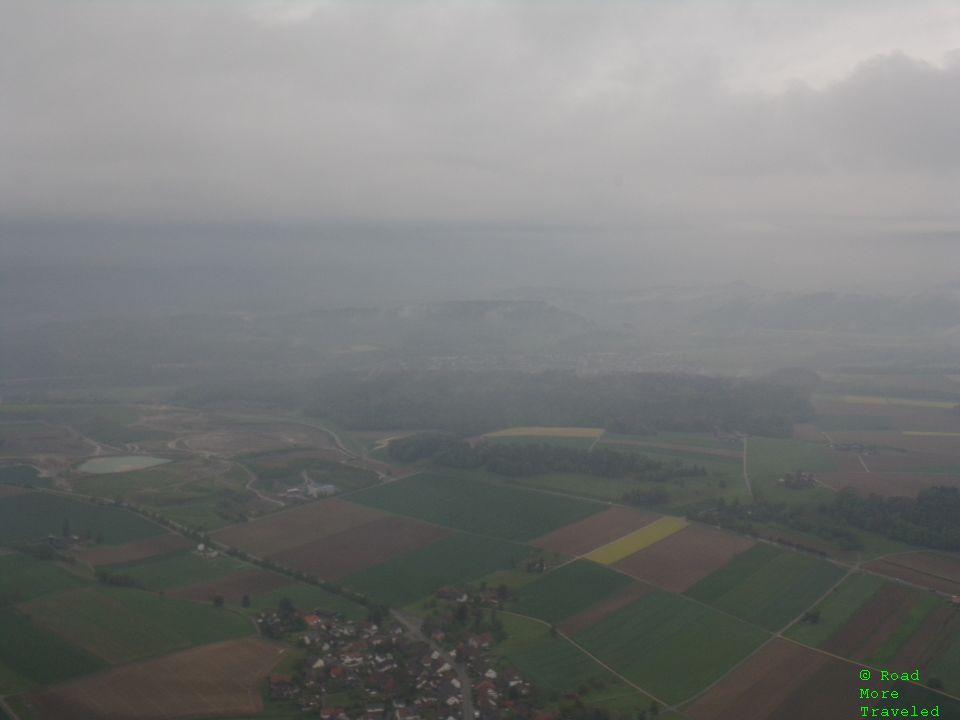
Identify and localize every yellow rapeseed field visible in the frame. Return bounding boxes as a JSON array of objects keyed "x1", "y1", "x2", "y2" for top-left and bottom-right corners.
[
  {"x1": 483, "y1": 426, "x2": 605, "y2": 438},
  {"x1": 584, "y1": 516, "x2": 688, "y2": 565}
]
